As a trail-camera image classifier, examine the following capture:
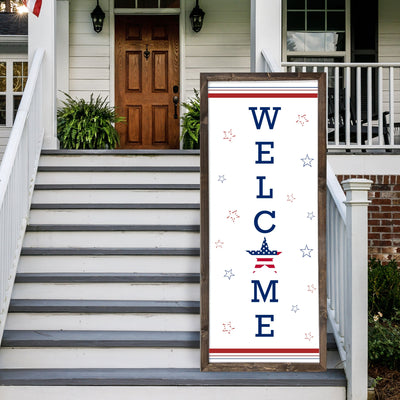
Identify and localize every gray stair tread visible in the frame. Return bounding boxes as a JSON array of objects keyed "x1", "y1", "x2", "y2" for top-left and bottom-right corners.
[
  {"x1": 0, "y1": 368, "x2": 346, "y2": 386},
  {"x1": 26, "y1": 224, "x2": 200, "y2": 232},
  {"x1": 30, "y1": 203, "x2": 200, "y2": 209},
  {"x1": 8, "y1": 299, "x2": 200, "y2": 313},
  {"x1": 34, "y1": 184, "x2": 200, "y2": 190},
  {"x1": 41, "y1": 149, "x2": 200, "y2": 155},
  {"x1": 20, "y1": 248, "x2": 200, "y2": 256},
  {"x1": 38, "y1": 166, "x2": 200, "y2": 172},
  {"x1": 2, "y1": 330, "x2": 199, "y2": 348},
  {"x1": 15, "y1": 273, "x2": 200, "y2": 283}
]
